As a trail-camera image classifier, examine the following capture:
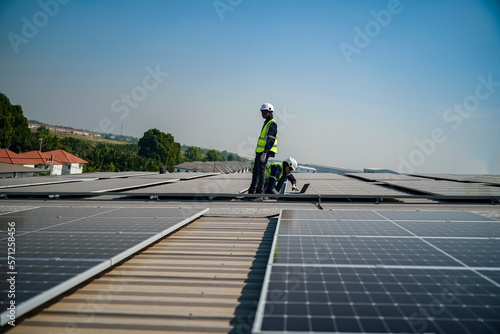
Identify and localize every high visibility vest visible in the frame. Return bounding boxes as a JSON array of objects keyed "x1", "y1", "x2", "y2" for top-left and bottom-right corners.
[
  {"x1": 256, "y1": 119, "x2": 278, "y2": 154},
  {"x1": 265, "y1": 162, "x2": 283, "y2": 181}
]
